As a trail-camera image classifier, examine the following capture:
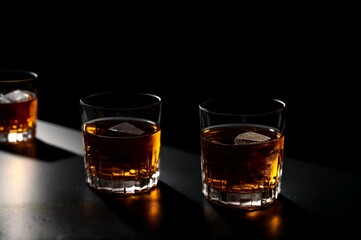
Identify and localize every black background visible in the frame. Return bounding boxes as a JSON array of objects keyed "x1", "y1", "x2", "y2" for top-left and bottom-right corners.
[{"x1": 1, "y1": 9, "x2": 358, "y2": 175}]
